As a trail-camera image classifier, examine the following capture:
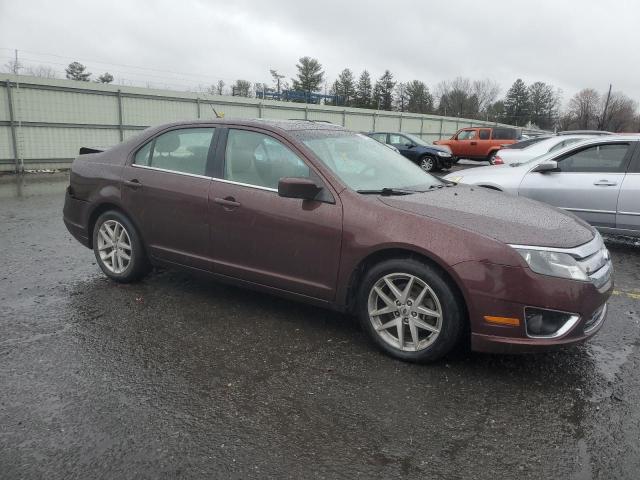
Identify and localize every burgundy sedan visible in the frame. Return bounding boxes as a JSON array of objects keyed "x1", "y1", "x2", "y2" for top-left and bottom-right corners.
[{"x1": 63, "y1": 119, "x2": 612, "y2": 362}]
